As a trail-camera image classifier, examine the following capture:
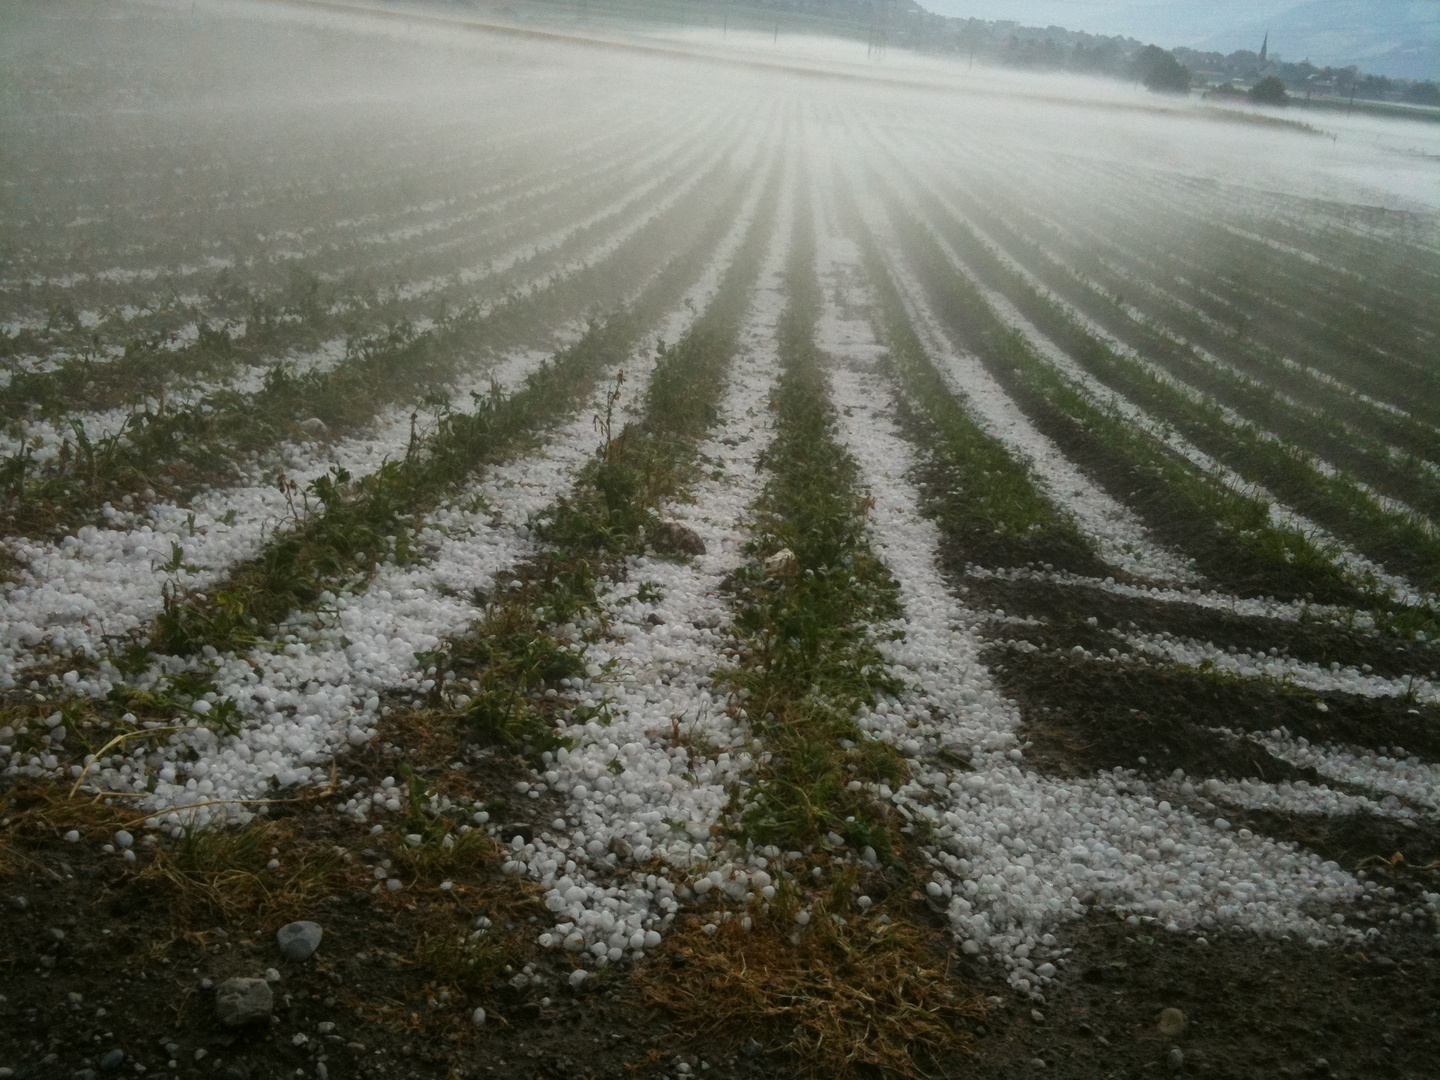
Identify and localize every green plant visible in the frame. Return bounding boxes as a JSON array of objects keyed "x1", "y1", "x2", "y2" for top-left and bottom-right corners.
[{"x1": 721, "y1": 201, "x2": 908, "y2": 853}]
